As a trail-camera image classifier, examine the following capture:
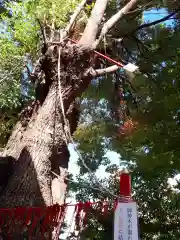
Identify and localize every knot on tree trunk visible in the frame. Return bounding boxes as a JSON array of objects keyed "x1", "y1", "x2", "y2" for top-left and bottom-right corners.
[{"x1": 43, "y1": 42, "x2": 94, "y2": 89}]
